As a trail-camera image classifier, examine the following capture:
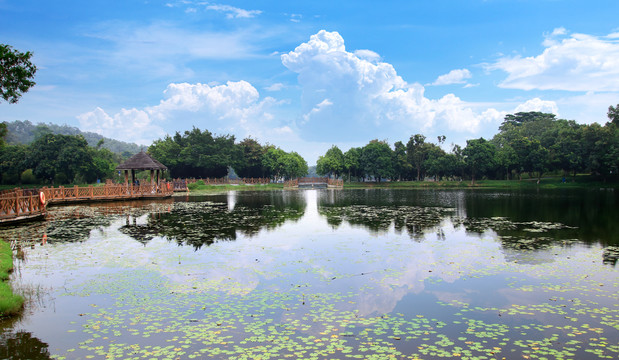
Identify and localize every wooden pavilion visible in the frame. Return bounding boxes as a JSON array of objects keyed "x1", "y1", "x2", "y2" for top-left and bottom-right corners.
[{"x1": 116, "y1": 151, "x2": 168, "y2": 186}]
